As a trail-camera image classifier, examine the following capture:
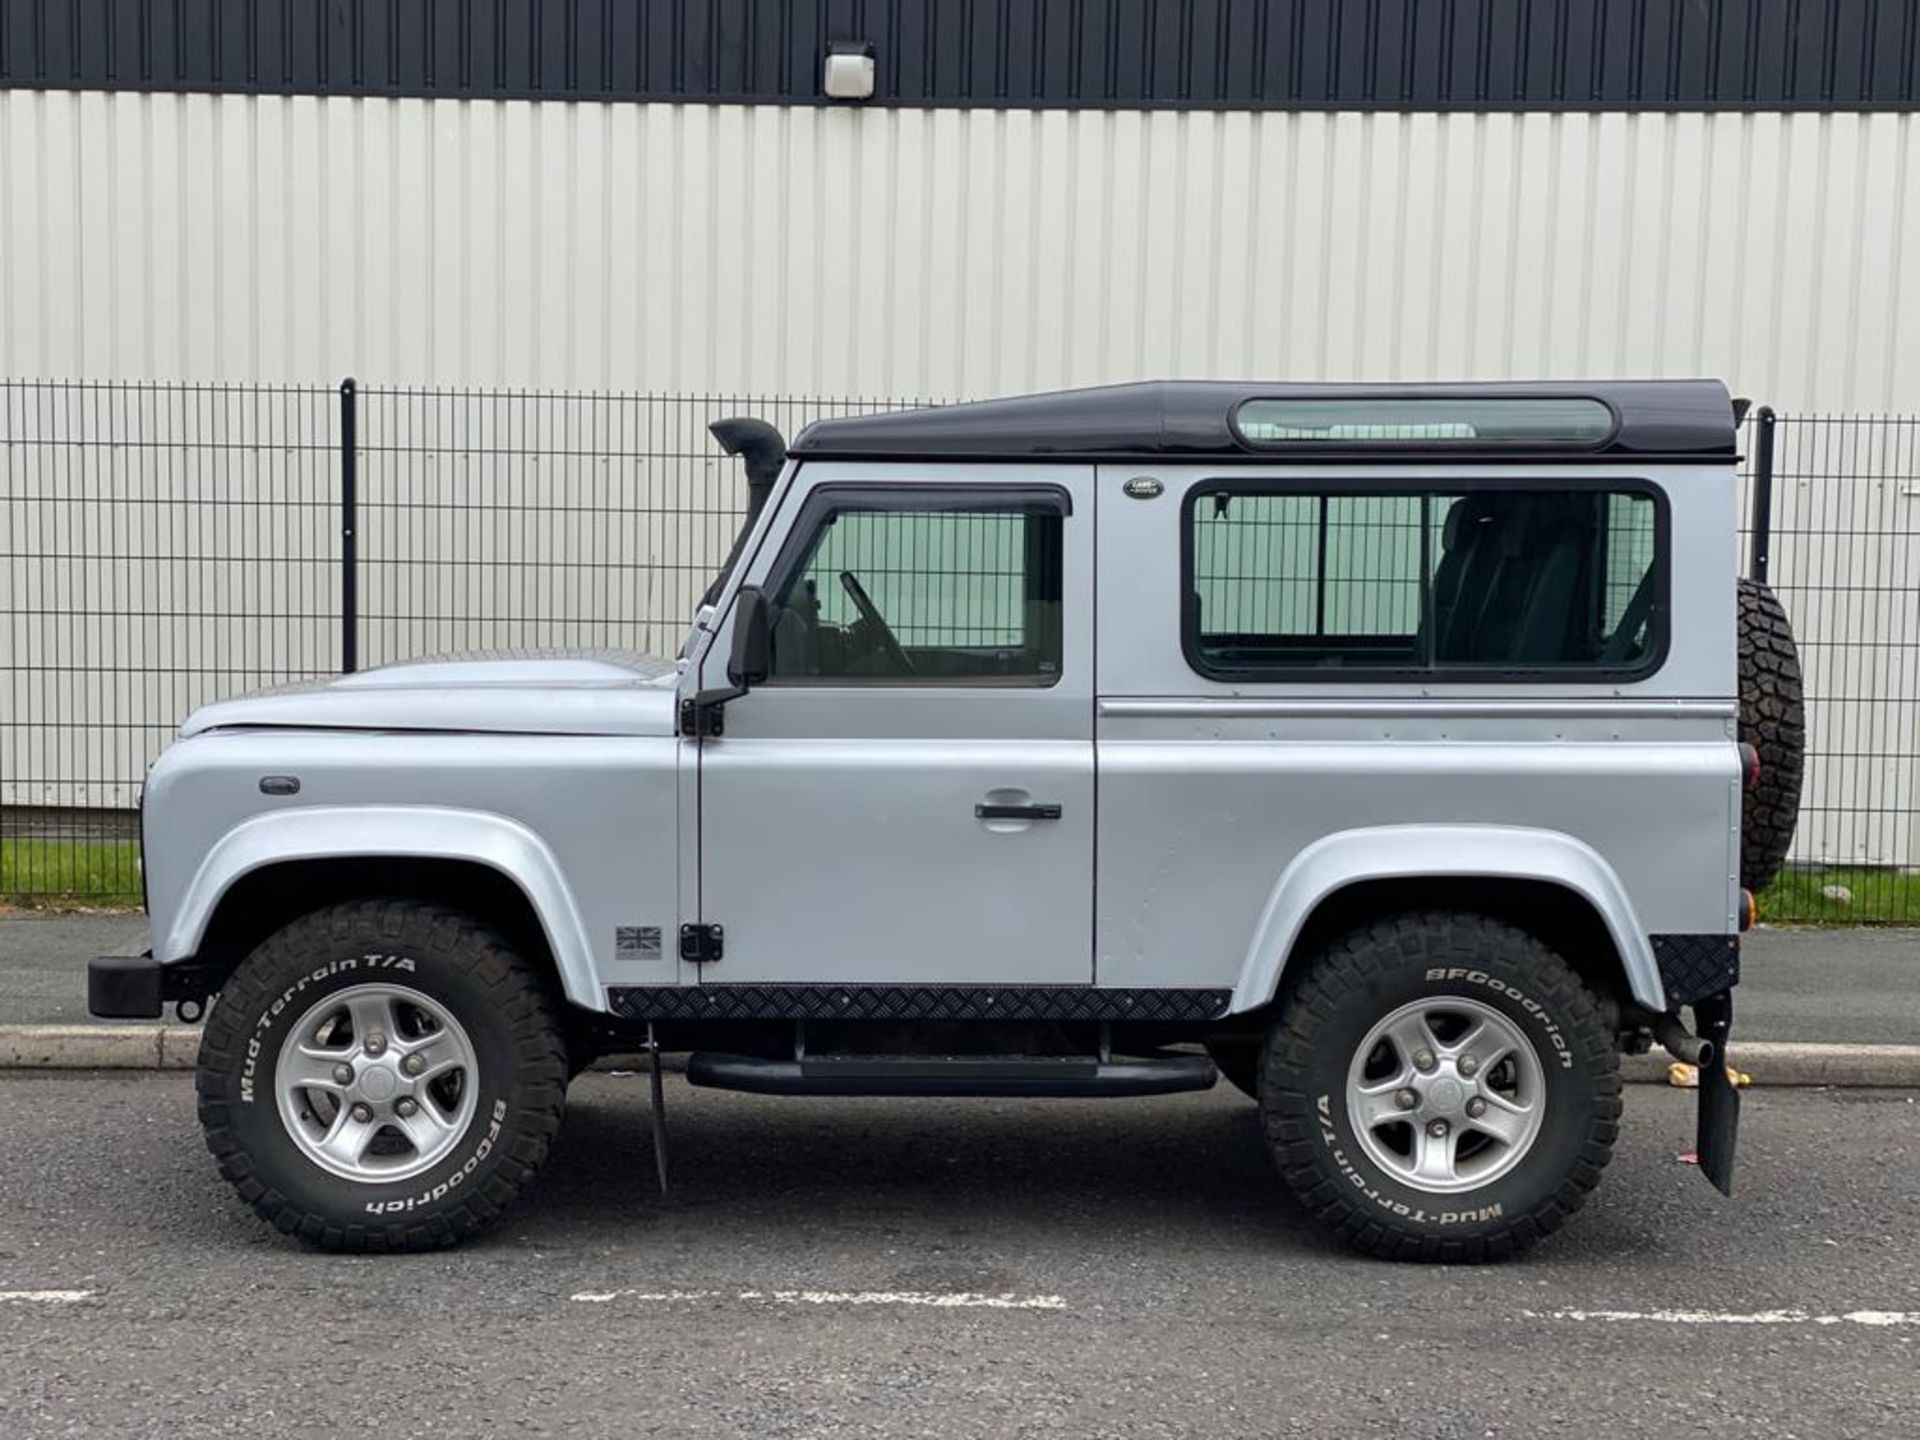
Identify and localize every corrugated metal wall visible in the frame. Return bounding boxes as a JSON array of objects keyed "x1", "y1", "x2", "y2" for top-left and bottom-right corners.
[
  {"x1": 2, "y1": 92, "x2": 1917, "y2": 415},
  {"x1": 4, "y1": 89, "x2": 1918, "y2": 869}
]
